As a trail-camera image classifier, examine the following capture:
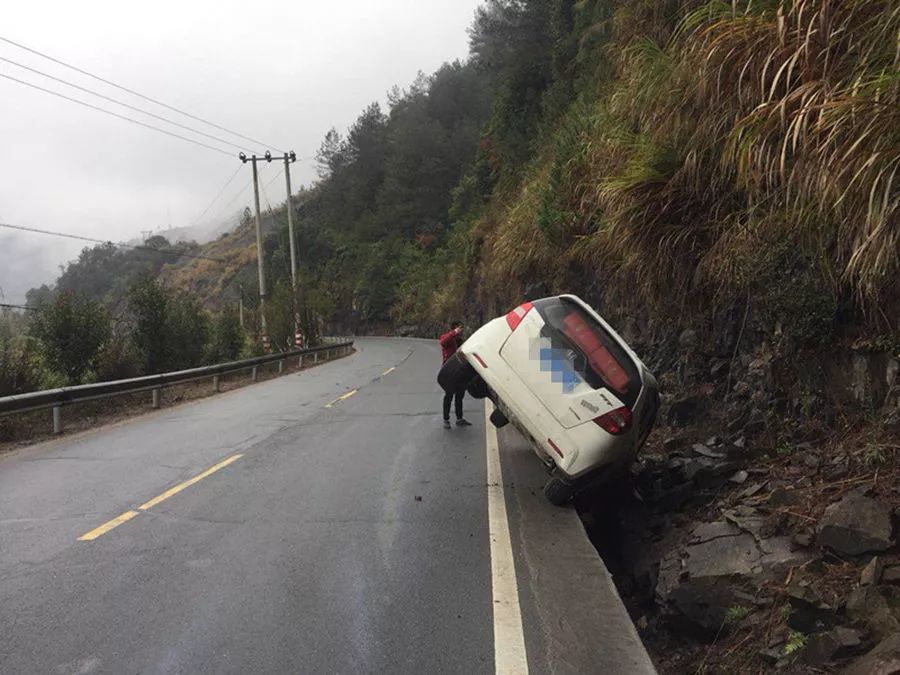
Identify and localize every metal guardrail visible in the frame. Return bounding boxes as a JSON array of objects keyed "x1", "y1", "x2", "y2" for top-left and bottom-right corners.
[{"x1": 0, "y1": 340, "x2": 354, "y2": 434}]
